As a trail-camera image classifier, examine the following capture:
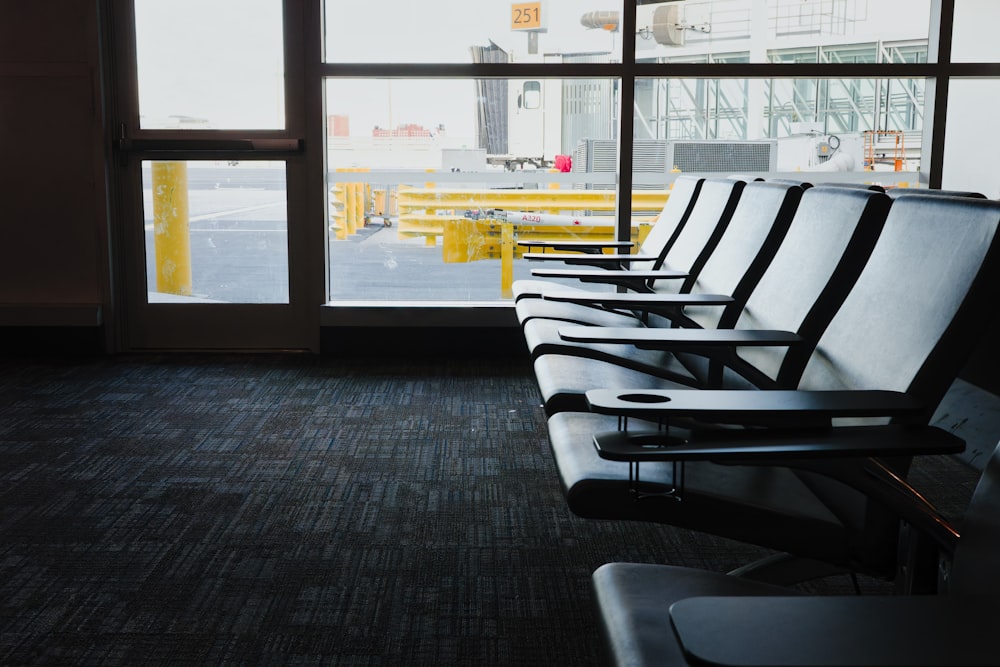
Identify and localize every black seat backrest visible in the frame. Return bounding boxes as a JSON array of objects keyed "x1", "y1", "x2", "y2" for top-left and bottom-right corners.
[
  {"x1": 635, "y1": 175, "x2": 704, "y2": 260},
  {"x1": 668, "y1": 181, "x2": 804, "y2": 331},
  {"x1": 650, "y1": 177, "x2": 746, "y2": 276},
  {"x1": 767, "y1": 178, "x2": 814, "y2": 190},
  {"x1": 950, "y1": 439, "x2": 1000, "y2": 595},
  {"x1": 792, "y1": 195, "x2": 1000, "y2": 574},
  {"x1": 886, "y1": 187, "x2": 987, "y2": 199},
  {"x1": 797, "y1": 195, "x2": 1000, "y2": 423},
  {"x1": 810, "y1": 181, "x2": 887, "y2": 193},
  {"x1": 682, "y1": 187, "x2": 891, "y2": 389}
]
